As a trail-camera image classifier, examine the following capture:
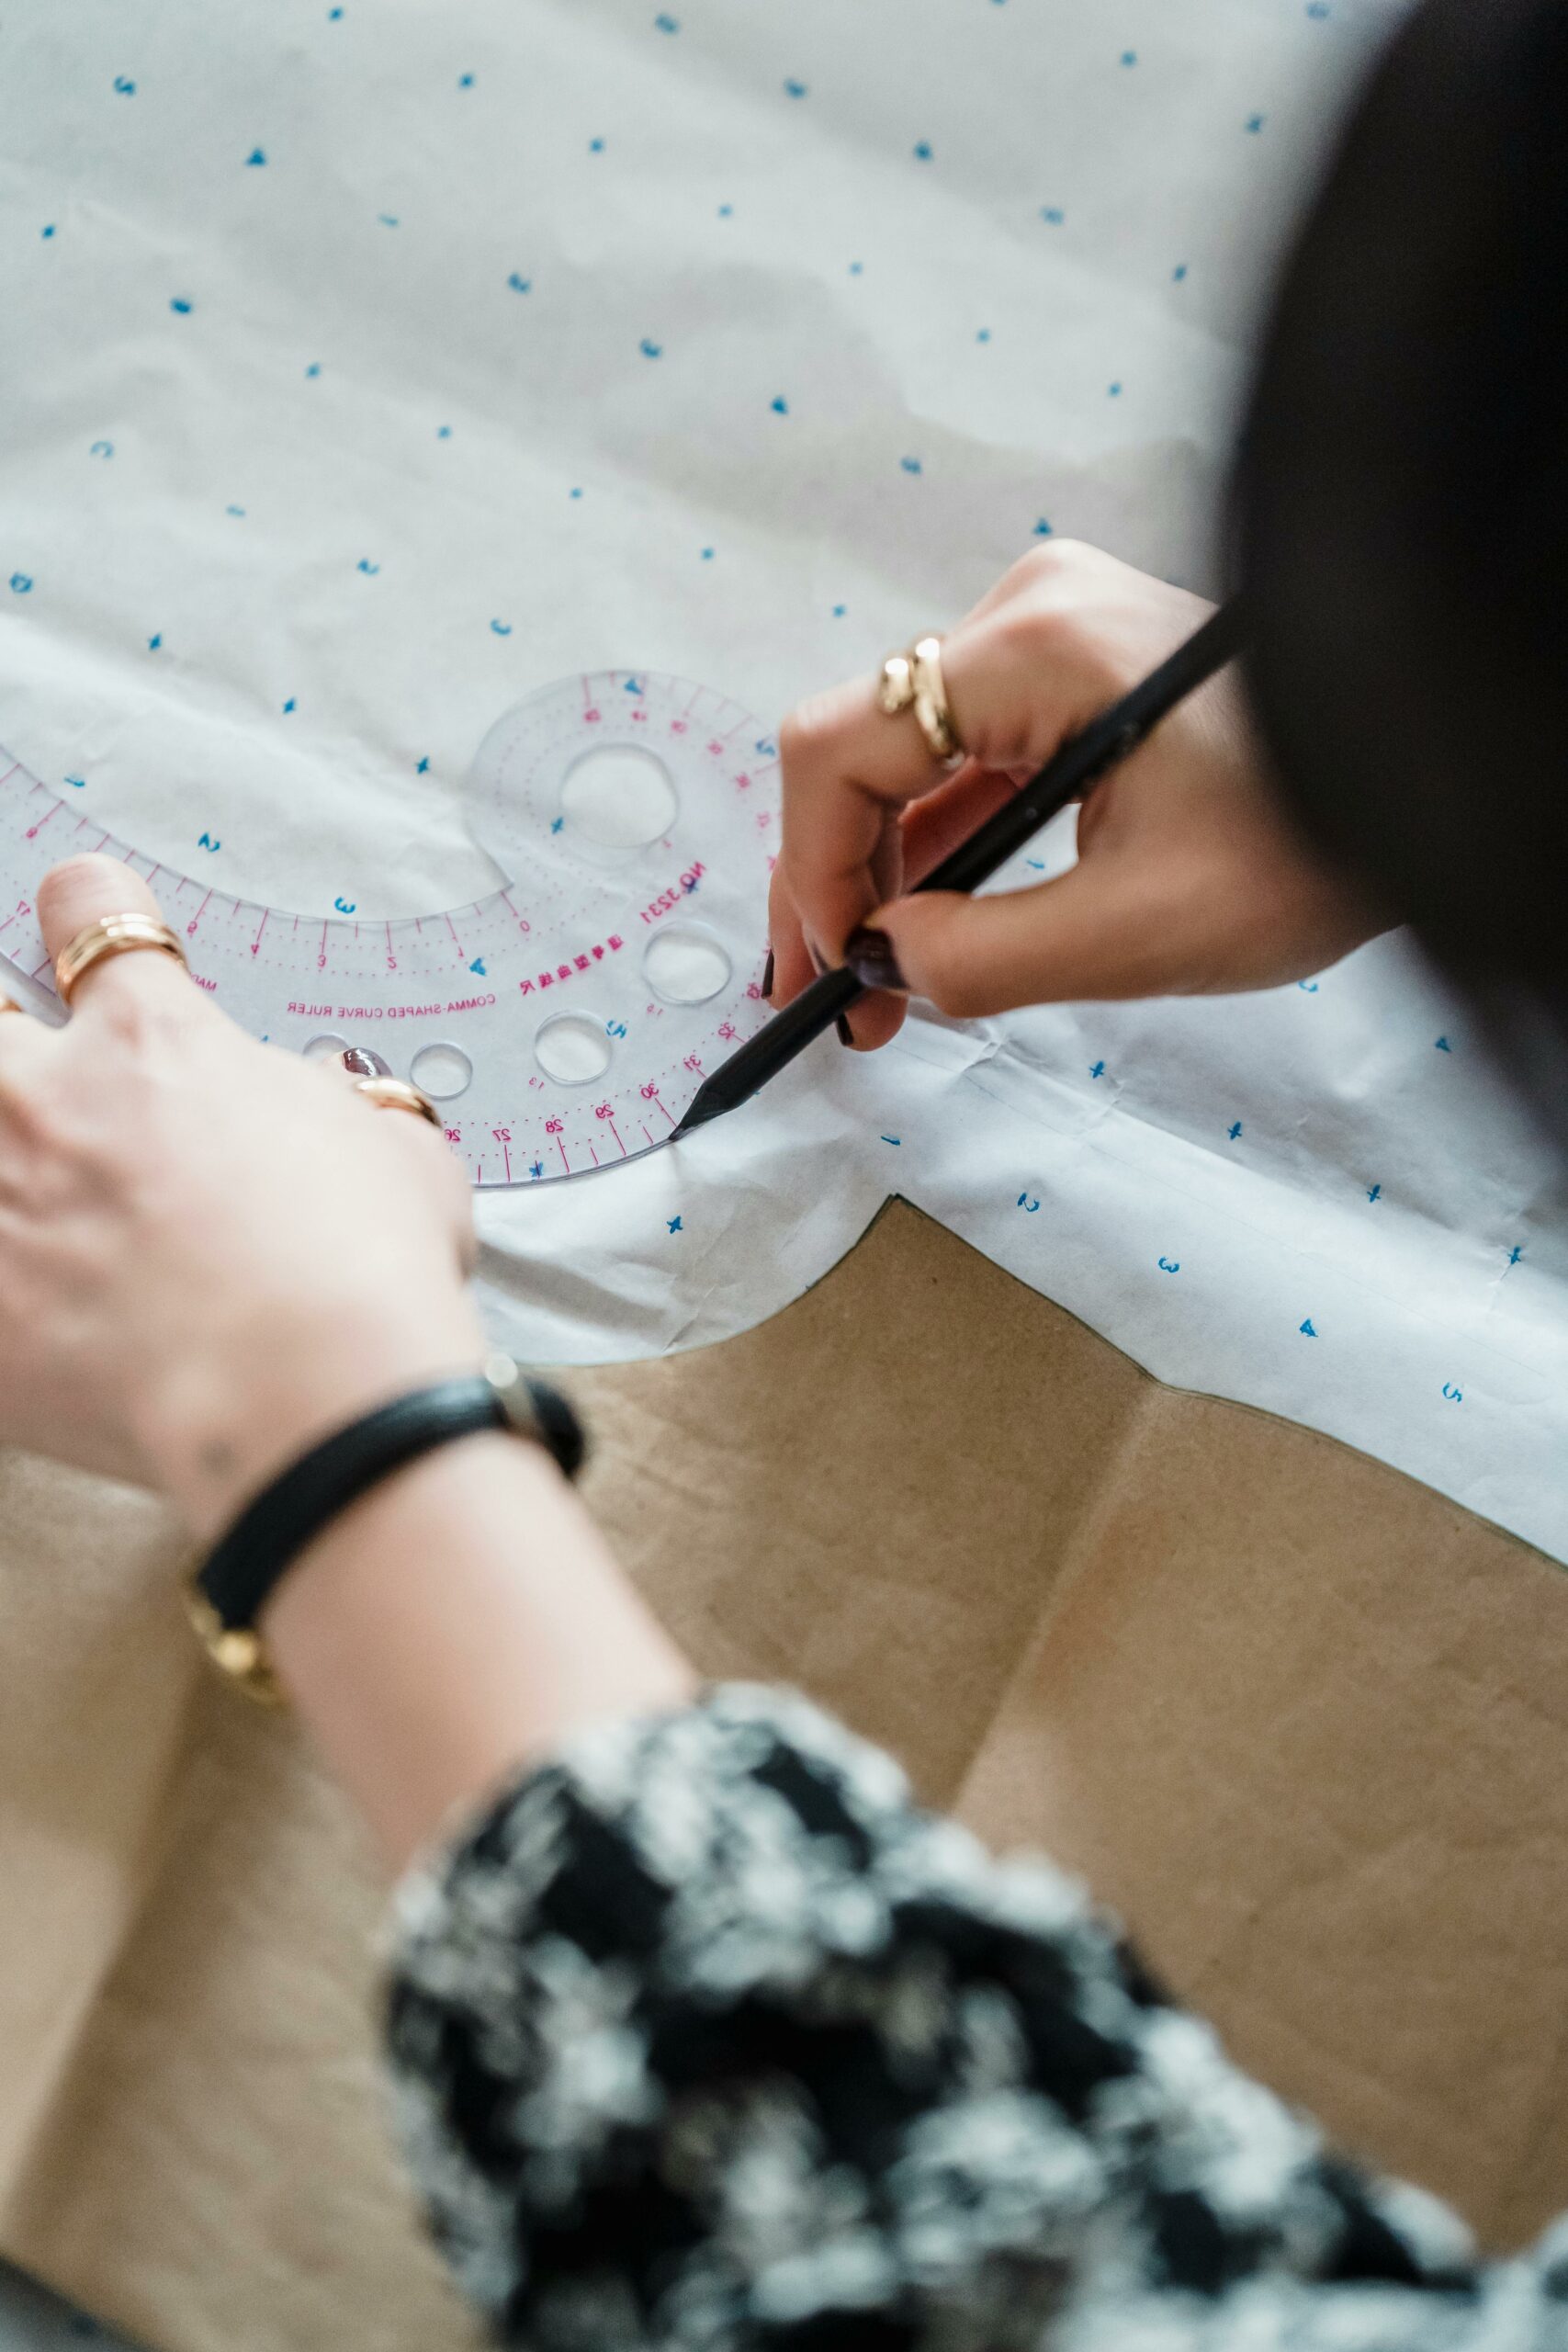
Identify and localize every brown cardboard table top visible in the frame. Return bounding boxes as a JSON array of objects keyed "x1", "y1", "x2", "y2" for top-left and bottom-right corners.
[{"x1": 1, "y1": 1197, "x2": 1563, "y2": 2352}]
